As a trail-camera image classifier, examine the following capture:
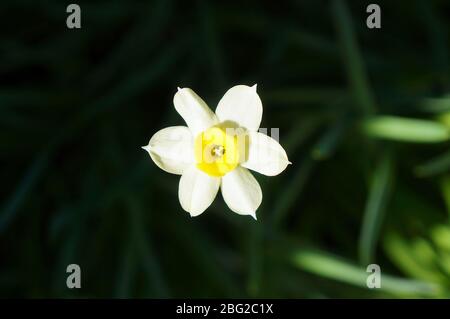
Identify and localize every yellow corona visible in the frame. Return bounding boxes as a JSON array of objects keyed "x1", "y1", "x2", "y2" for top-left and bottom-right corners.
[{"x1": 194, "y1": 127, "x2": 241, "y2": 177}]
